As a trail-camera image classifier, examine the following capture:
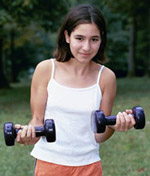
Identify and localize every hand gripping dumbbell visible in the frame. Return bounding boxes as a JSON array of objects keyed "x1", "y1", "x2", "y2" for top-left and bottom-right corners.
[
  {"x1": 3, "y1": 119, "x2": 56, "y2": 146},
  {"x1": 92, "y1": 106, "x2": 145, "y2": 133}
]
